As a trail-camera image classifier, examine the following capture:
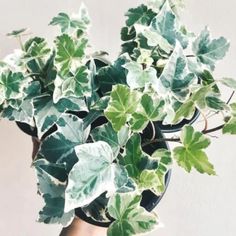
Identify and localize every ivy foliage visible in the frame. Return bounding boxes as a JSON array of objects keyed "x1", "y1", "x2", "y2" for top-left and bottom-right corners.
[{"x1": 0, "y1": 0, "x2": 235, "y2": 235}]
